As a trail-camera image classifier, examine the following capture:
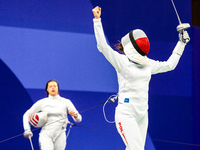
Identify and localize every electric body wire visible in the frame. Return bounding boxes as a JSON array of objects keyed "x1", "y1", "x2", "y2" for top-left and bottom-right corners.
[
  {"x1": 103, "y1": 94, "x2": 118, "y2": 123},
  {"x1": 0, "y1": 101, "x2": 106, "y2": 144},
  {"x1": 1, "y1": 95, "x2": 200, "y2": 148},
  {"x1": 0, "y1": 96, "x2": 114, "y2": 143}
]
